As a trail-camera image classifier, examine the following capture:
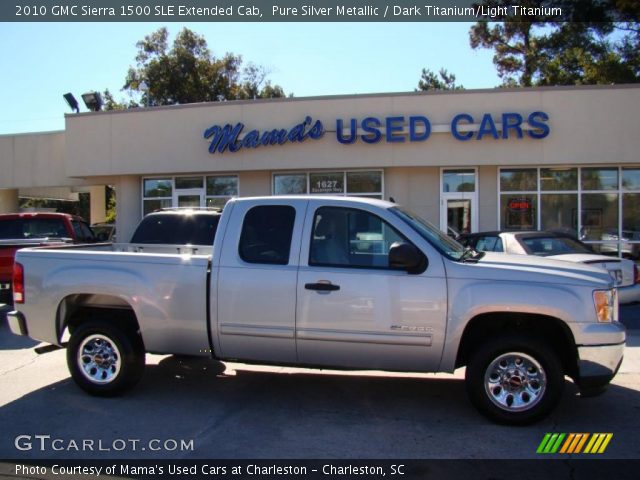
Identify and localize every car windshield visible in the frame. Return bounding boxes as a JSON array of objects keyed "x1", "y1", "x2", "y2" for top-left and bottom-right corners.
[
  {"x1": 521, "y1": 236, "x2": 593, "y2": 256},
  {"x1": 390, "y1": 206, "x2": 466, "y2": 260}
]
